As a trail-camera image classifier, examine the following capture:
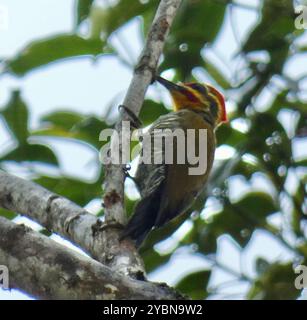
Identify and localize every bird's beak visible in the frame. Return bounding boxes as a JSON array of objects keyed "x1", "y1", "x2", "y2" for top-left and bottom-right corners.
[
  {"x1": 155, "y1": 76, "x2": 200, "y2": 111},
  {"x1": 155, "y1": 76, "x2": 184, "y2": 93}
]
